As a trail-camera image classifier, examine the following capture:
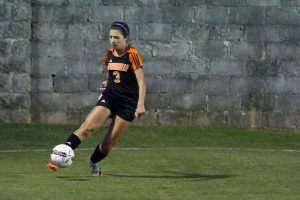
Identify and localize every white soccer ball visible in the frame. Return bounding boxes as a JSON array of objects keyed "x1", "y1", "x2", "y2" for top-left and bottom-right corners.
[{"x1": 50, "y1": 144, "x2": 75, "y2": 168}]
